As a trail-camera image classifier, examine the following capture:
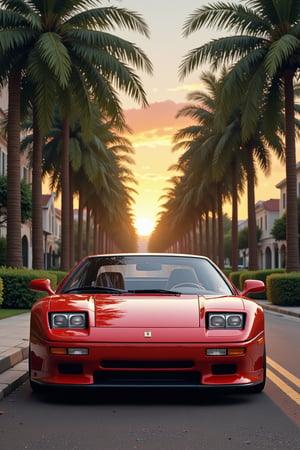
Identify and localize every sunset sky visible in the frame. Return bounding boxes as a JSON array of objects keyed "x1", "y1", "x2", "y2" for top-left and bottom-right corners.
[{"x1": 112, "y1": 1, "x2": 299, "y2": 235}]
